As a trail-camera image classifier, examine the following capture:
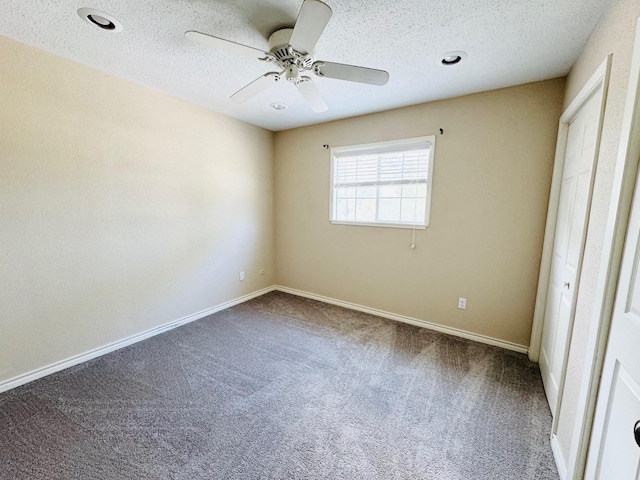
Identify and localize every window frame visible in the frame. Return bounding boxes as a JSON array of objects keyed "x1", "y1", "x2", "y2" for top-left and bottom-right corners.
[{"x1": 329, "y1": 135, "x2": 436, "y2": 229}]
